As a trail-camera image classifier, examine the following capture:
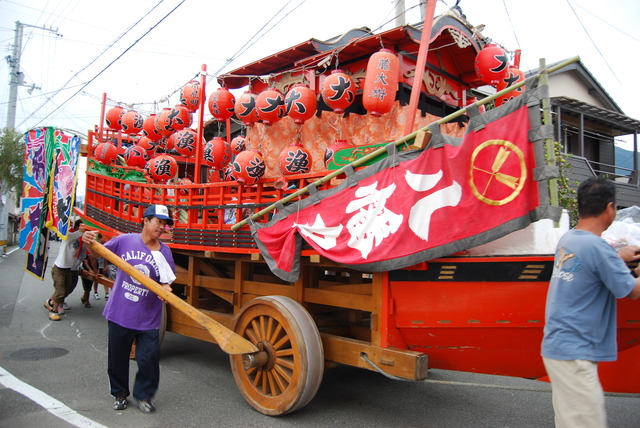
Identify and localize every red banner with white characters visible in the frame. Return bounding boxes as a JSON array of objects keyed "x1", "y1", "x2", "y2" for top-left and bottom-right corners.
[{"x1": 252, "y1": 96, "x2": 548, "y2": 281}]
